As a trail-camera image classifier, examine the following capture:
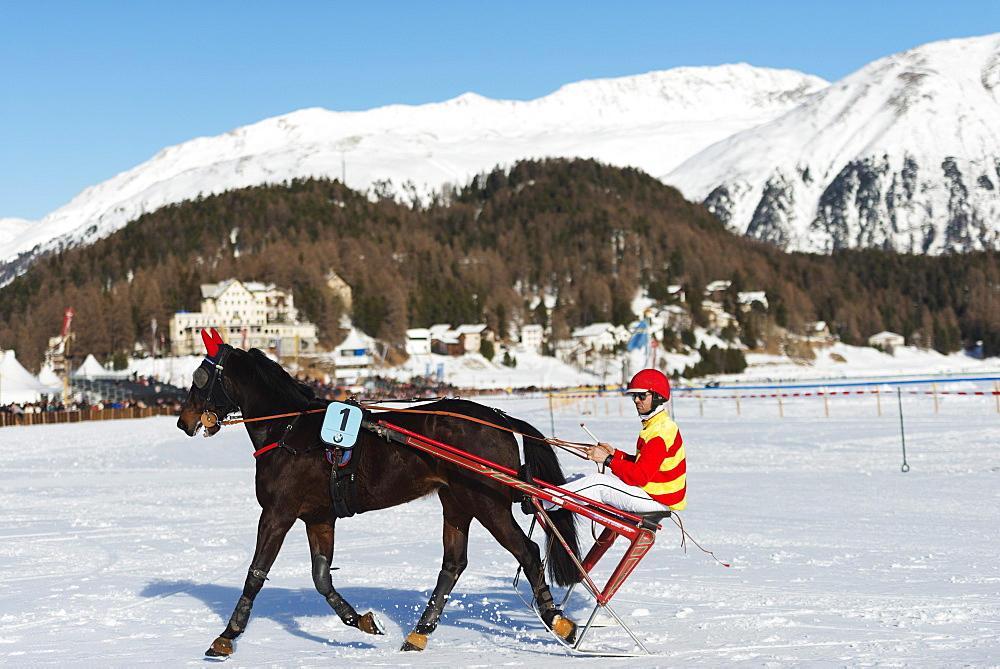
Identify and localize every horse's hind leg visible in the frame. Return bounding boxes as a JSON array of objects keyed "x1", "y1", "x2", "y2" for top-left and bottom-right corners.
[
  {"x1": 206, "y1": 509, "x2": 294, "y2": 657},
  {"x1": 306, "y1": 522, "x2": 384, "y2": 635},
  {"x1": 476, "y1": 505, "x2": 577, "y2": 643},
  {"x1": 401, "y1": 489, "x2": 473, "y2": 651}
]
